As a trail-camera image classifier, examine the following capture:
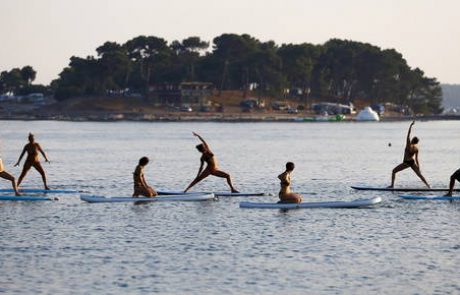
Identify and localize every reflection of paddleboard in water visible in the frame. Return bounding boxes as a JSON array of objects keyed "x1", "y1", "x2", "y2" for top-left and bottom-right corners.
[
  {"x1": 240, "y1": 197, "x2": 382, "y2": 209},
  {"x1": 399, "y1": 195, "x2": 460, "y2": 201},
  {"x1": 0, "y1": 195, "x2": 53, "y2": 201}
]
